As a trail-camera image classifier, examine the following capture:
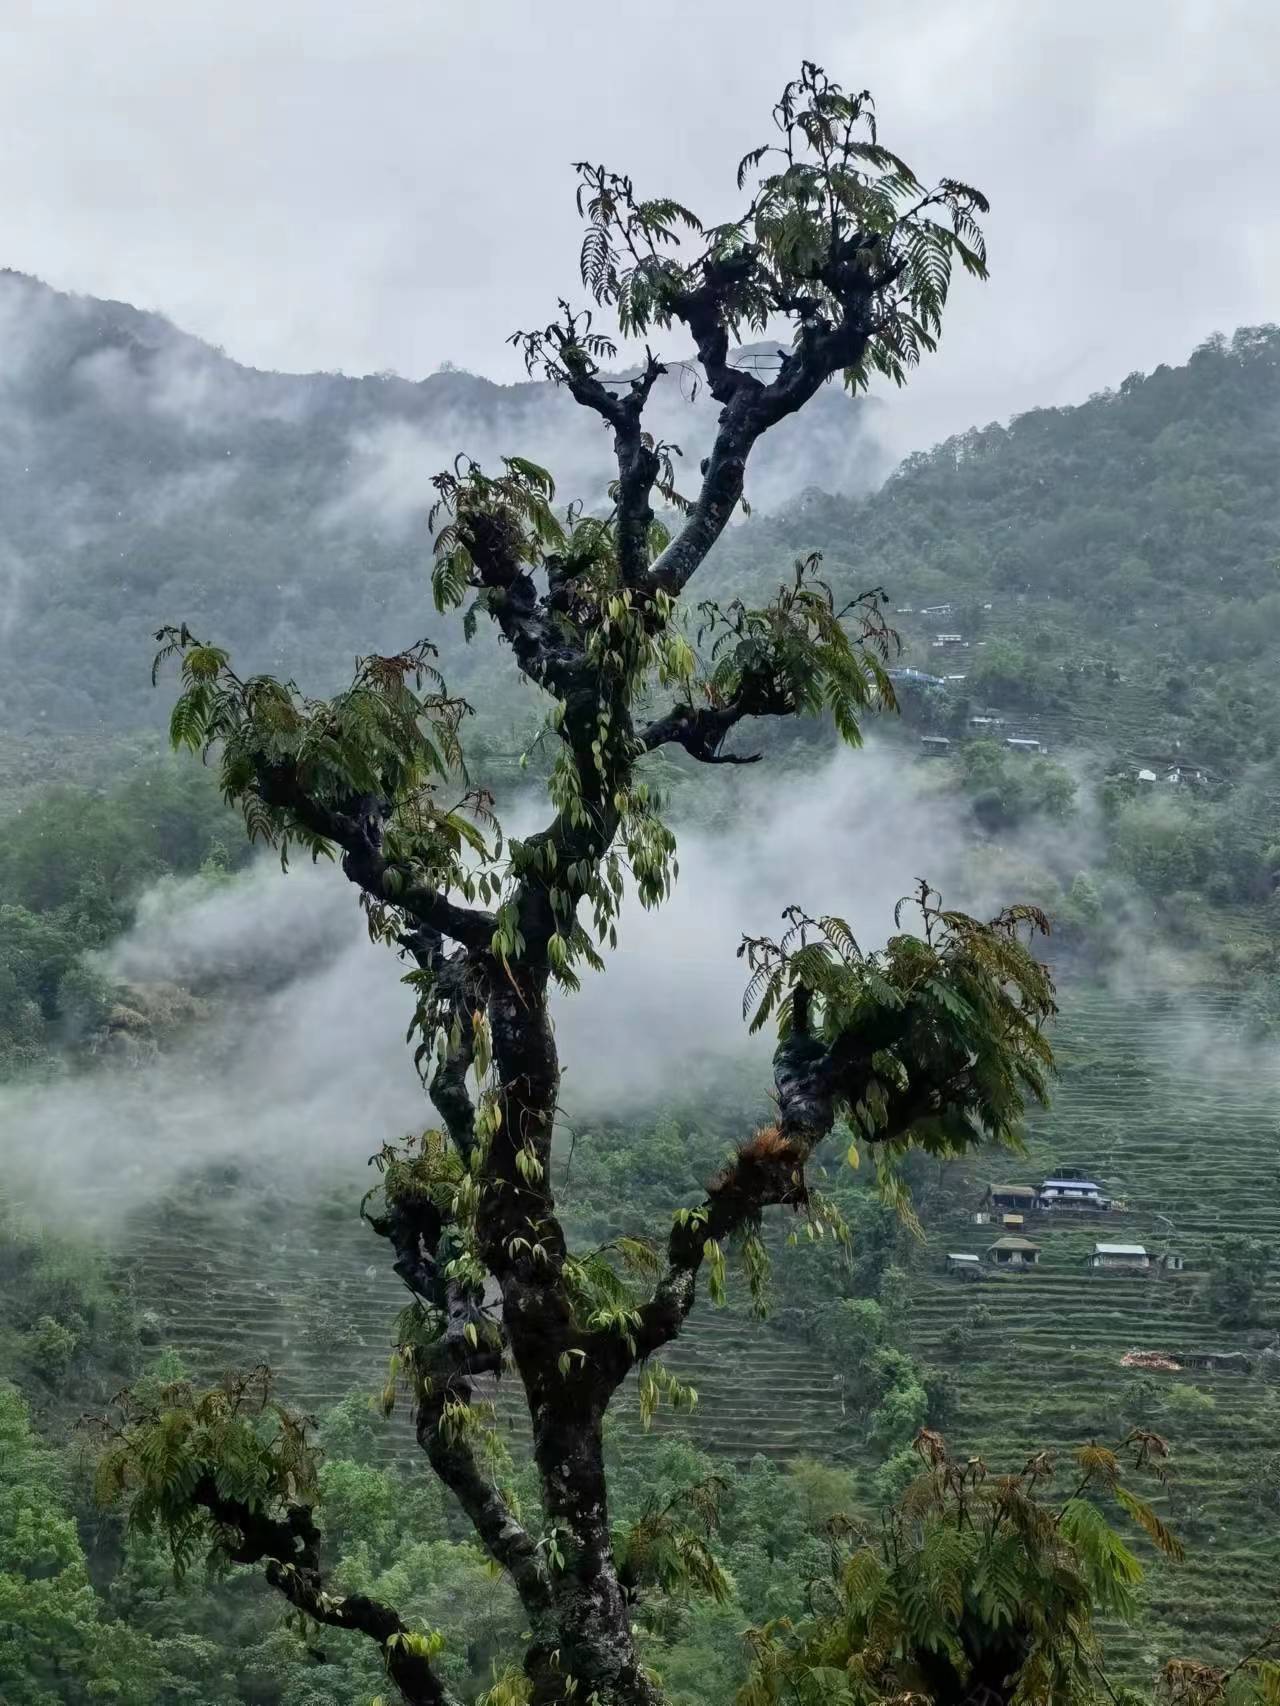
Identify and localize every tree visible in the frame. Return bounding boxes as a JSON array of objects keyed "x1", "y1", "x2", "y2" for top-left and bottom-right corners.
[
  {"x1": 1205, "y1": 1235, "x2": 1271, "y2": 1328},
  {"x1": 0, "y1": 1383, "x2": 174, "y2": 1706},
  {"x1": 741, "y1": 1428, "x2": 1185, "y2": 1706},
  {"x1": 98, "y1": 65, "x2": 1057, "y2": 1706}
]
